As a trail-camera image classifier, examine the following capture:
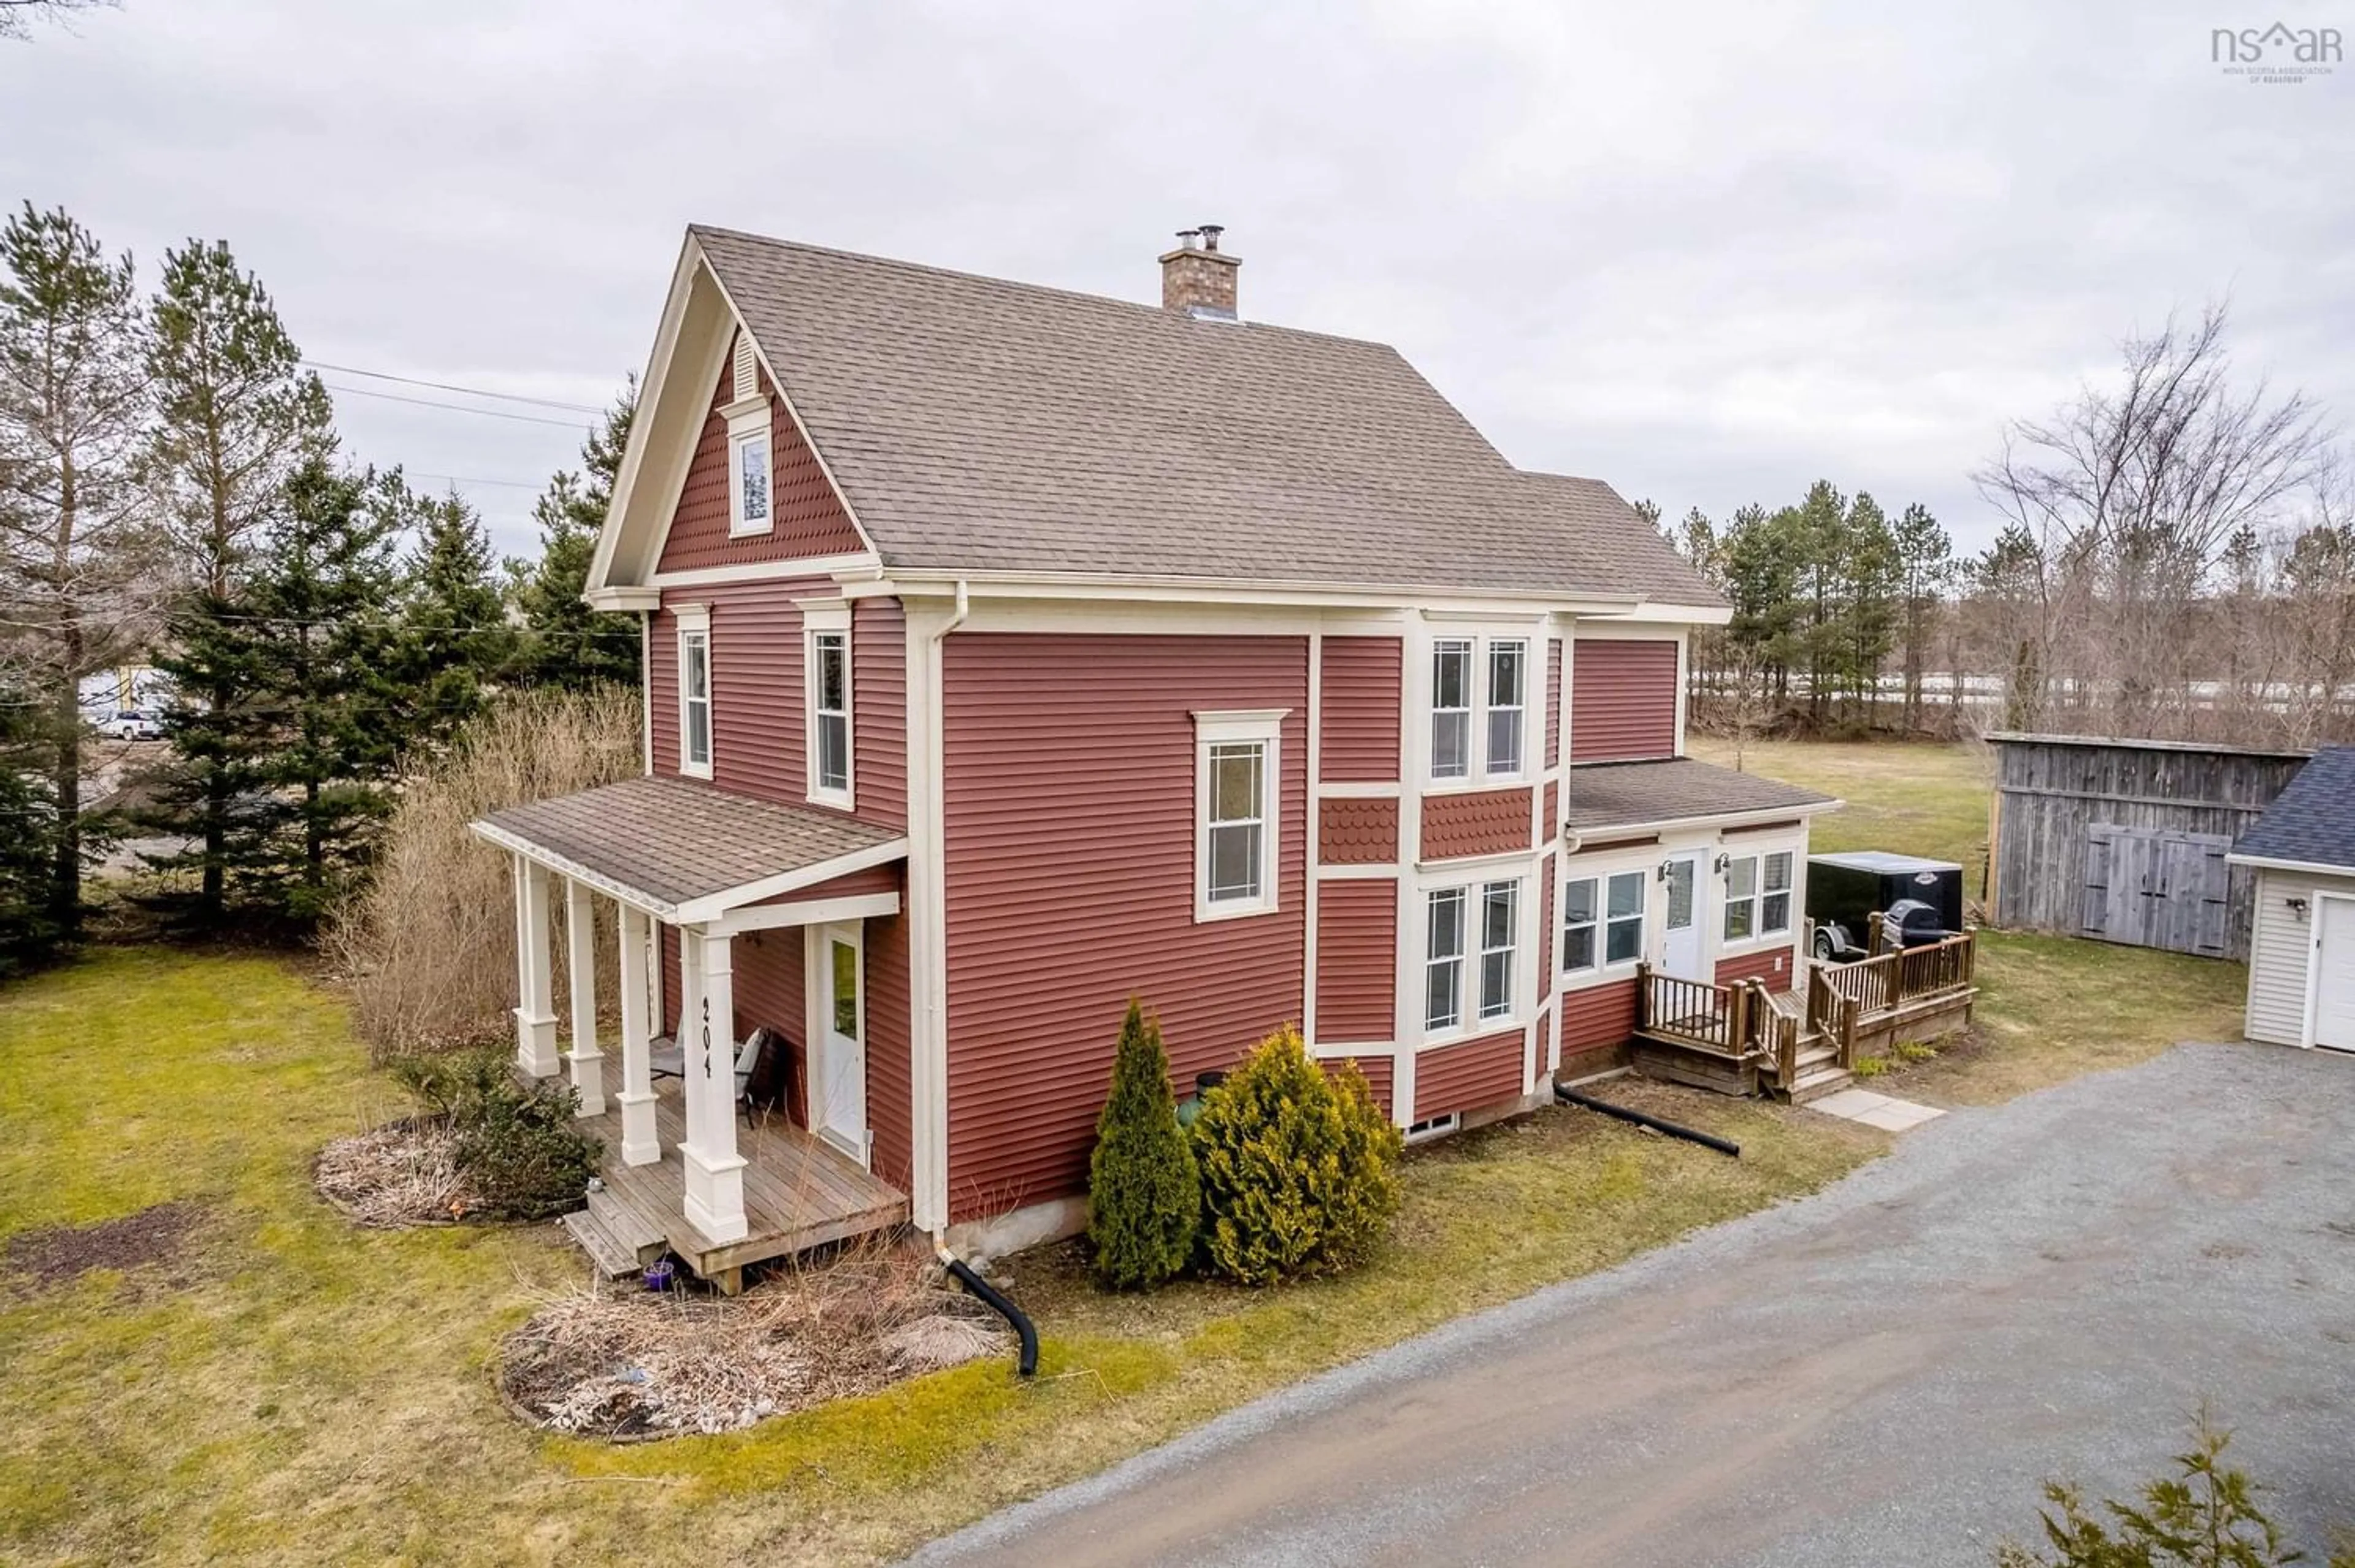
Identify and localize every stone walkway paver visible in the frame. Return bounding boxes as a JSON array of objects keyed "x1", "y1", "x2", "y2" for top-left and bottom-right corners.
[{"x1": 1806, "y1": 1086, "x2": 1945, "y2": 1131}]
